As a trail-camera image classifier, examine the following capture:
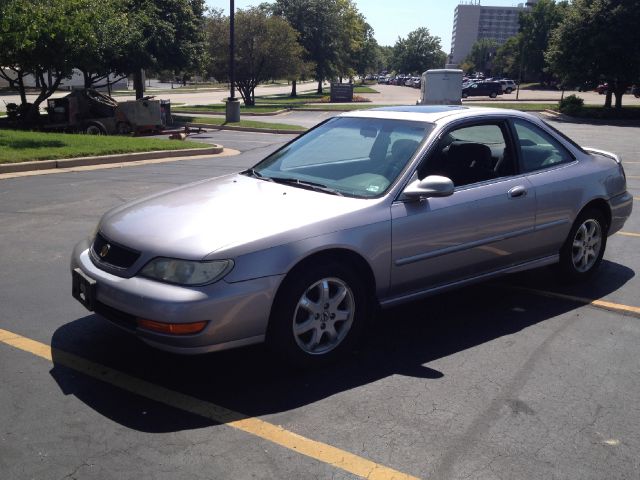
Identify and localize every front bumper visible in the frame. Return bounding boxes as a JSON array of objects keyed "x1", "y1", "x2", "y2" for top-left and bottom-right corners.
[{"x1": 71, "y1": 239, "x2": 284, "y2": 354}]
